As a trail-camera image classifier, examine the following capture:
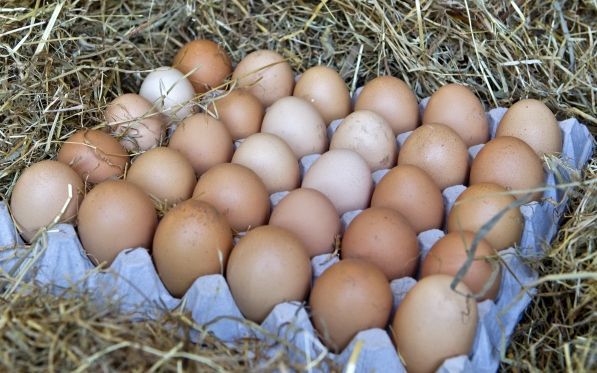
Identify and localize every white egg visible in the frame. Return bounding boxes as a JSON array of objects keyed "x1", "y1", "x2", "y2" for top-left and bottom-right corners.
[{"x1": 139, "y1": 66, "x2": 195, "y2": 121}]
